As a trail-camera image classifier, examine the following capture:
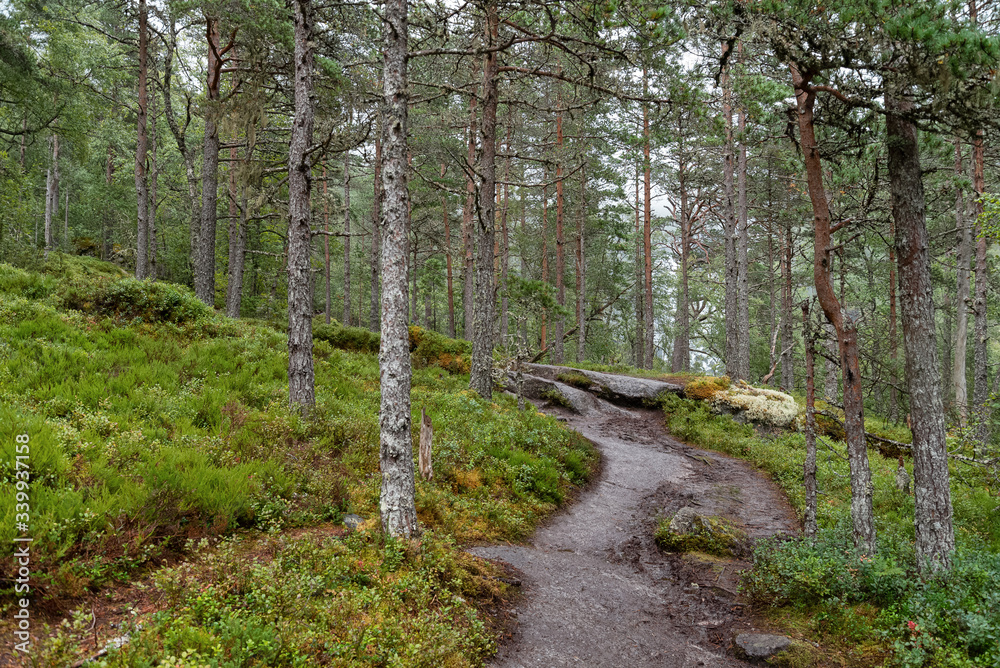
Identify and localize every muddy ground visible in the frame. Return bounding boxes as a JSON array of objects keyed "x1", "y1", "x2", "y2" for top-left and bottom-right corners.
[{"x1": 470, "y1": 398, "x2": 799, "y2": 667}]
